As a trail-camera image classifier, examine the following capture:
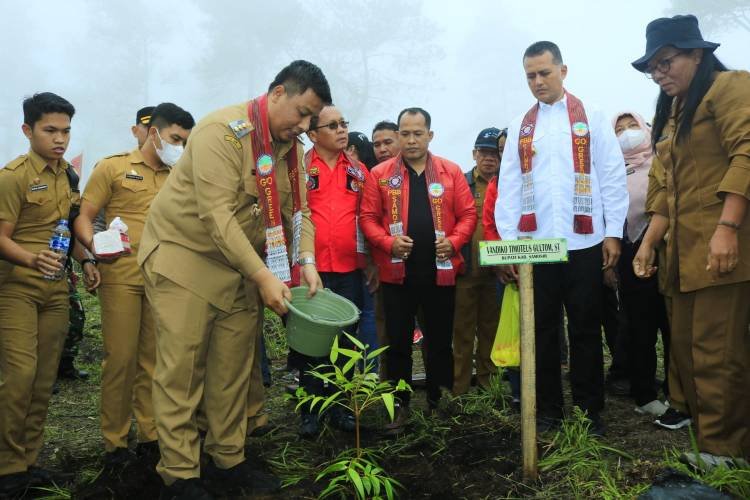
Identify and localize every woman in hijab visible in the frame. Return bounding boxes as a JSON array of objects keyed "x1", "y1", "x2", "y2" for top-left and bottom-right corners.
[{"x1": 612, "y1": 111, "x2": 671, "y2": 419}]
